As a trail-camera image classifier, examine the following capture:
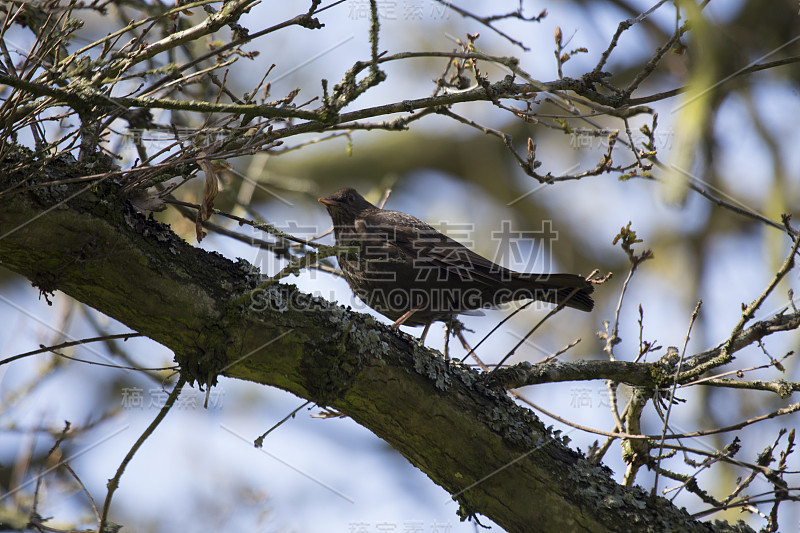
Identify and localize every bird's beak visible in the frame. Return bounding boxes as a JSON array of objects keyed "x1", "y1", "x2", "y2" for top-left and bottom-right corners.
[{"x1": 318, "y1": 197, "x2": 337, "y2": 207}]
